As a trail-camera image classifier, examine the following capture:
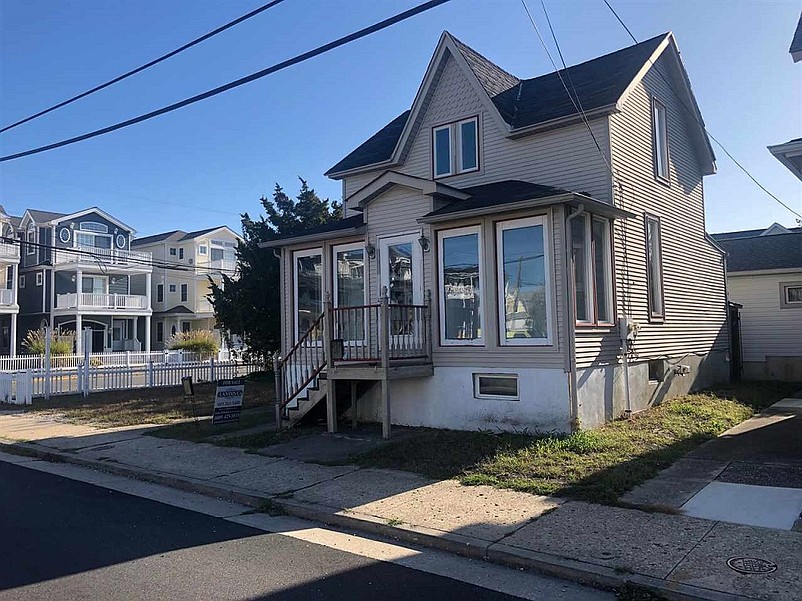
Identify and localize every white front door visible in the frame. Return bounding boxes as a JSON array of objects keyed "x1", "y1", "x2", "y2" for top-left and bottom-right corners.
[{"x1": 379, "y1": 233, "x2": 424, "y2": 344}]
